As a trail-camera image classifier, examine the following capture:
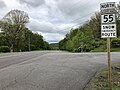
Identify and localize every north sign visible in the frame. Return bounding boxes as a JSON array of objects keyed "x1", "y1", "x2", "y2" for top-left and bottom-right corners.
[{"x1": 100, "y1": 2, "x2": 115, "y2": 10}]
